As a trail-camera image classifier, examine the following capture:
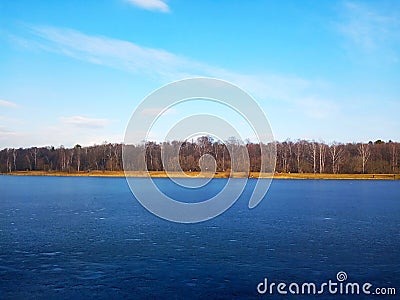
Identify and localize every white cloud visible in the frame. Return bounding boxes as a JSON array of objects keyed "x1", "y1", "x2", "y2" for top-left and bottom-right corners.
[
  {"x1": 60, "y1": 116, "x2": 110, "y2": 129},
  {"x1": 0, "y1": 116, "x2": 24, "y2": 124},
  {"x1": 0, "y1": 99, "x2": 17, "y2": 108},
  {"x1": 0, "y1": 126, "x2": 16, "y2": 136},
  {"x1": 0, "y1": 126, "x2": 19, "y2": 148},
  {"x1": 125, "y1": 0, "x2": 169, "y2": 13},
  {"x1": 21, "y1": 25, "x2": 330, "y2": 105},
  {"x1": 0, "y1": 122, "x2": 122, "y2": 149},
  {"x1": 24, "y1": 25, "x2": 195, "y2": 80}
]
